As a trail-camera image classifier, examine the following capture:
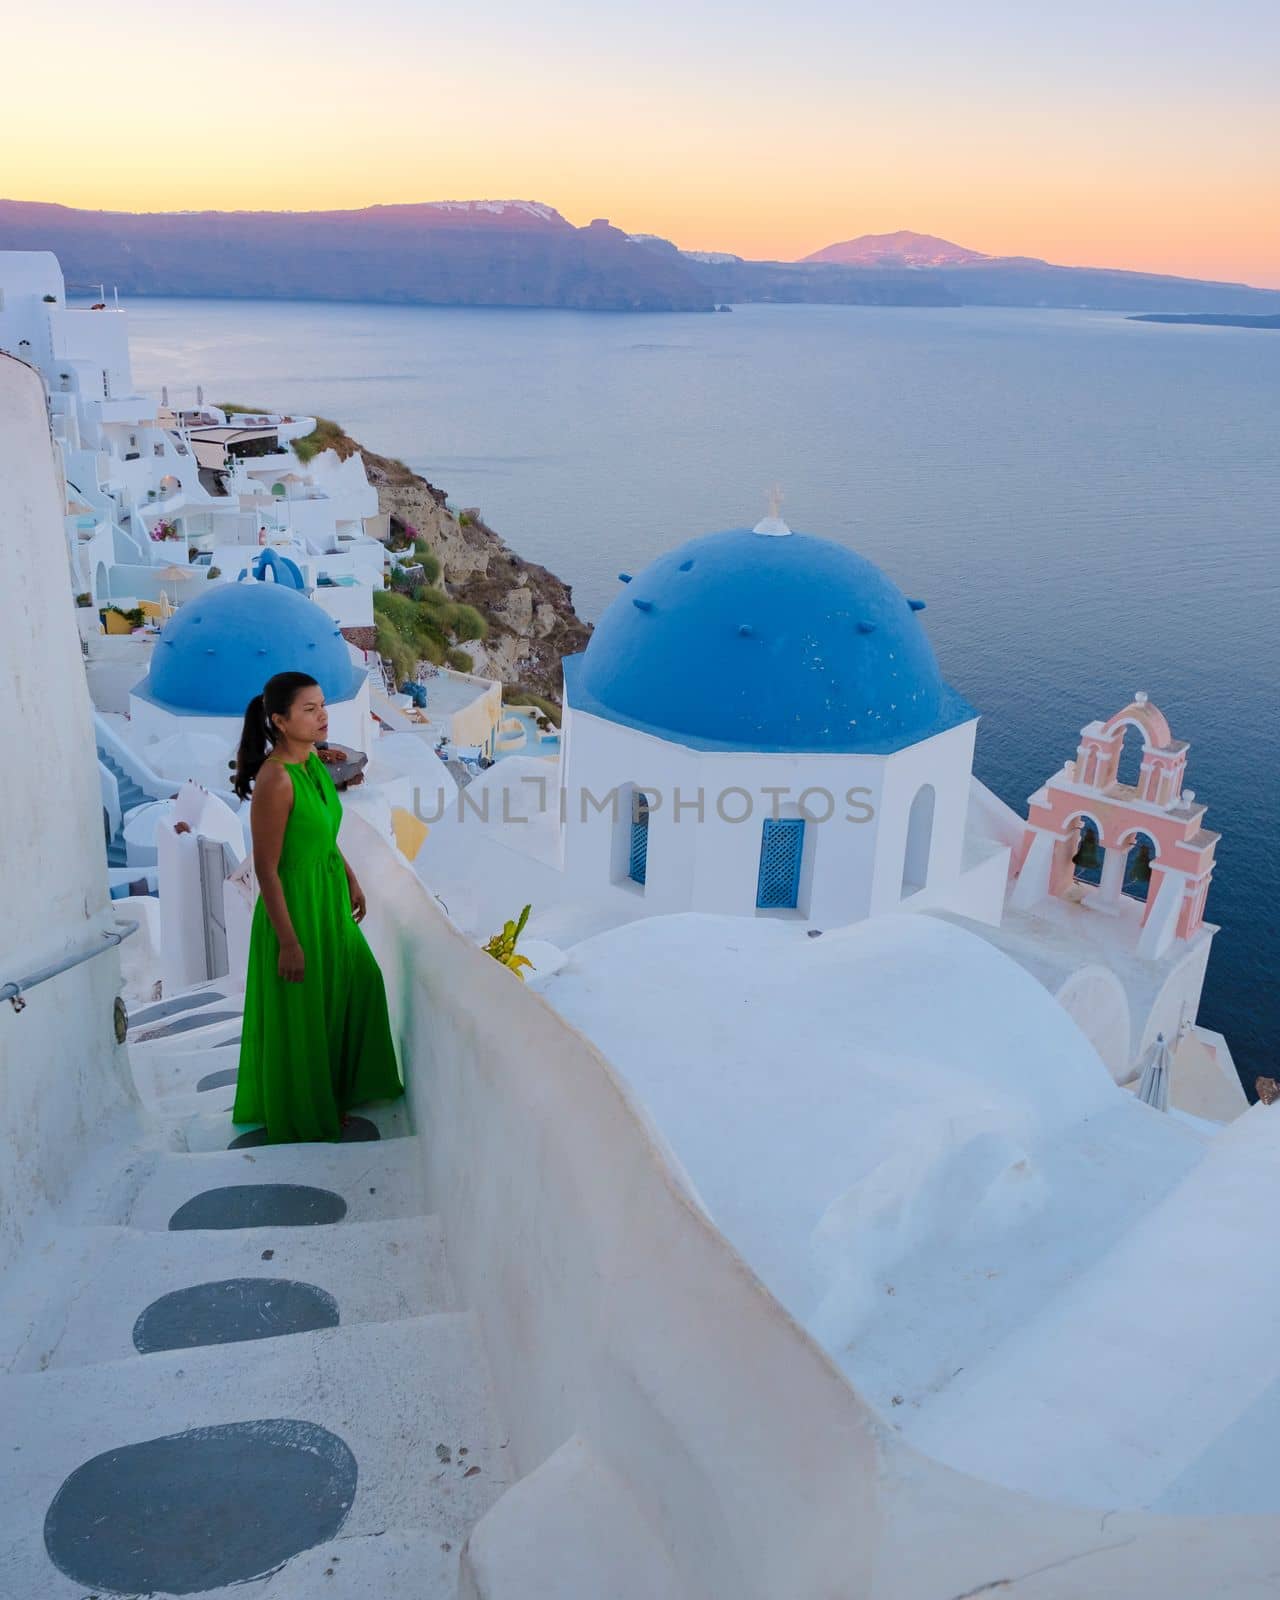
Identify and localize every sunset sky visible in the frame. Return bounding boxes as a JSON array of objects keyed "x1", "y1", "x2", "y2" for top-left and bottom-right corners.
[{"x1": 3, "y1": 0, "x2": 1277, "y2": 286}]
